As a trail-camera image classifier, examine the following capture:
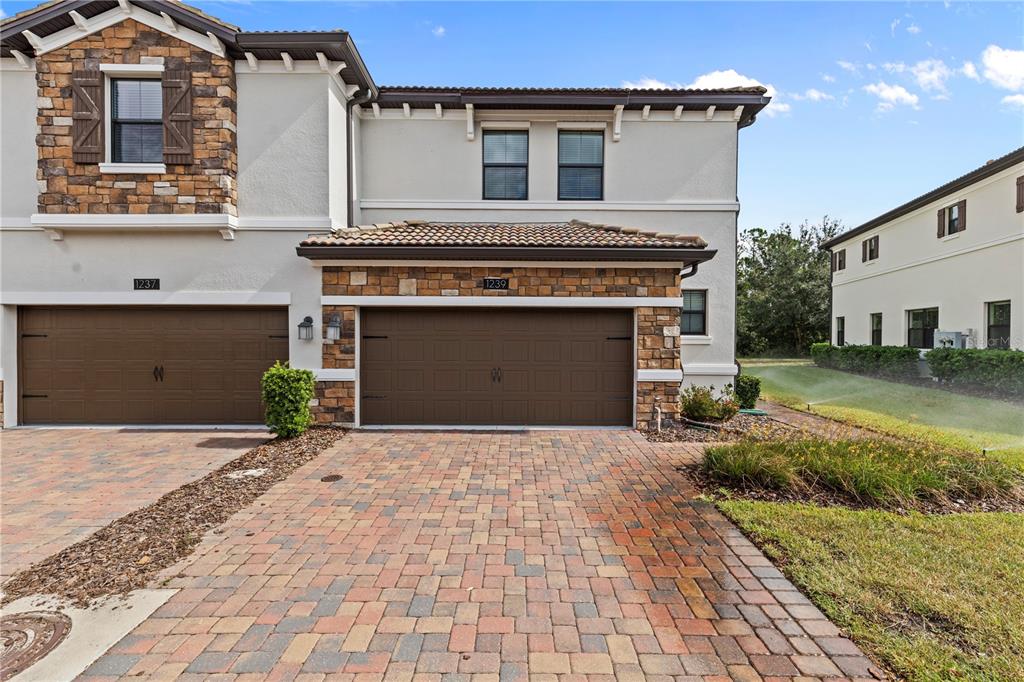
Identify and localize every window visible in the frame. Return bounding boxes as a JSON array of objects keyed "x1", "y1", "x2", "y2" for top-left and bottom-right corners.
[
  {"x1": 1016, "y1": 176, "x2": 1023, "y2": 213},
  {"x1": 907, "y1": 307, "x2": 939, "y2": 349},
  {"x1": 558, "y1": 130, "x2": 603, "y2": 200},
  {"x1": 482, "y1": 130, "x2": 528, "y2": 200},
  {"x1": 937, "y1": 200, "x2": 967, "y2": 237},
  {"x1": 836, "y1": 317, "x2": 845, "y2": 346},
  {"x1": 831, "y1": 249, "x2": 846, "y2": 272},
  {"x1": 681, "y1": 291, "x2": 707, "y2": 335},
  {"x1": 987, "y1": 301, "x2": 1011, "y2": 350},
  {"x1": 111, "y1": 79, "x2": 163, "y2": 163},
  {"x1": 862, "y1": 235, "x2": 879, "y2": 261},
  {"x1": 871, "y1": 313, "x2": 882, "y2": 346}
]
